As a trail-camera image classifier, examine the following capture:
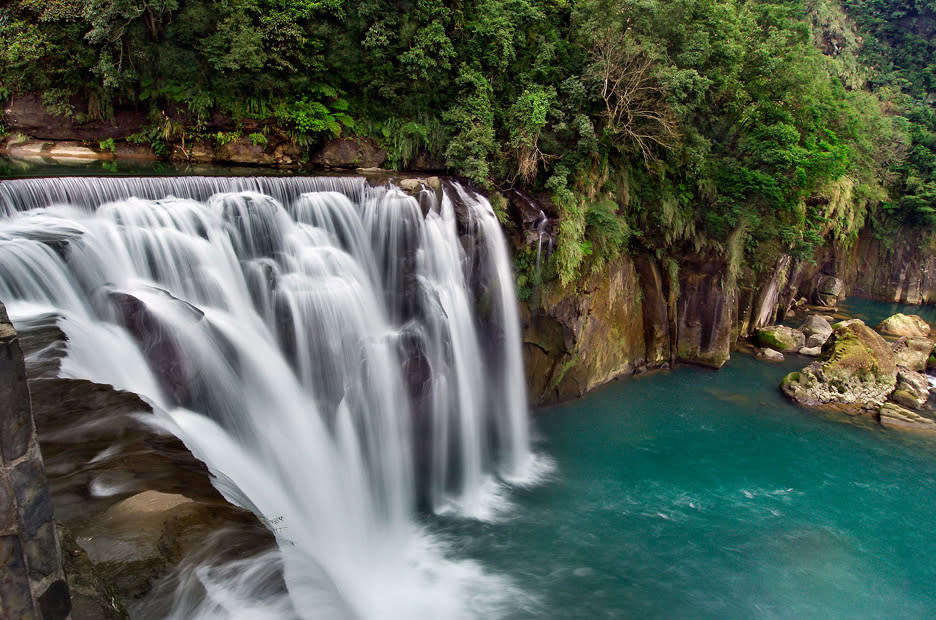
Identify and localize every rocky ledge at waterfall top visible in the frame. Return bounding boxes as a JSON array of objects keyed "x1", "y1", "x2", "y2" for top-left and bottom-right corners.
[{"x1": 776, "y1": 312, "x2": 936, "y2": 432}]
